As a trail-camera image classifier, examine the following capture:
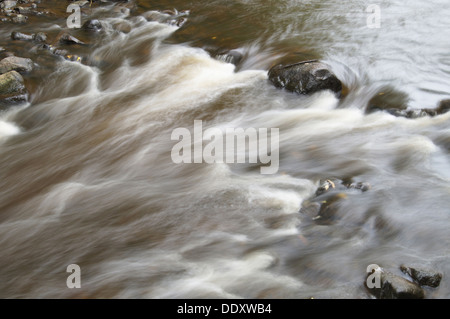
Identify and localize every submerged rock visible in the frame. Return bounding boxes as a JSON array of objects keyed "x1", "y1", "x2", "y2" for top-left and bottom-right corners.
[
  {"x1": 316, "y1": 178, "x2": 370, "y2": 196},
  {"x1": 315, "y1": 179, "x2": 336, "y2": 196},
  {"x1": 0, "y1": 56, "x2": 33, "y2": 74},
  {"x1": 437, "y1": 99, "x2": 450, "y2": 115},
  {"x1": 366, "y1": 86, "x2": 409, "y2": 114},
  {"x1": 380, "y1": 272, "x2": 425, "y2": 299},
  {"x1": 33, "y1": 32, "x2": 48, "y2": 43},
  {"x1": 400, "y1": 265, "x2": 443, "y2": 288},
  {"x1": 268, "y1": 60, "x2": 342, "y2": 96},
  {"x1": 214, "y1": 49, "x2": 244, "y2": 67},
  {"x1": 344, "y1": 181, "x2": 371, "y2": 192},
  {"x1": 142, "y1": 8, "x2": 189, "y2": 27},
  {"x1": 366, "y1": 267, "x2": 425, "y2": 299},
  {"x1": 300, "y1": 178, "x2": 370, "y2": 225},
  {"x1": 83, "y1": 19, "x2": 103, "y2": 32},
  {"x1": 368, "y1": 89, "x2": 450, "y2": 119}
]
